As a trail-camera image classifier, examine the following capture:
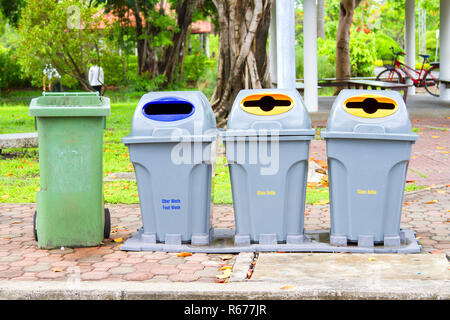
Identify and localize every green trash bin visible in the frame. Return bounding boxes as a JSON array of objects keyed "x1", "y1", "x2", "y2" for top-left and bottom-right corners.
[{"x1": 29, "y1": 92, "x2": 111, "y2": 249}]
